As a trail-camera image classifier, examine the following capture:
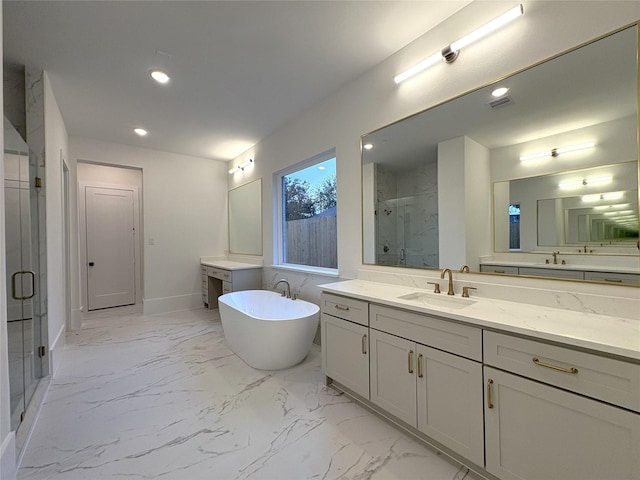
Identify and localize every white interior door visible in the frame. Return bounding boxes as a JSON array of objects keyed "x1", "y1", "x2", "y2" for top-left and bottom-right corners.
[{"x1": 86, "y1": 186, "x2": 135, "y2": 310}]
